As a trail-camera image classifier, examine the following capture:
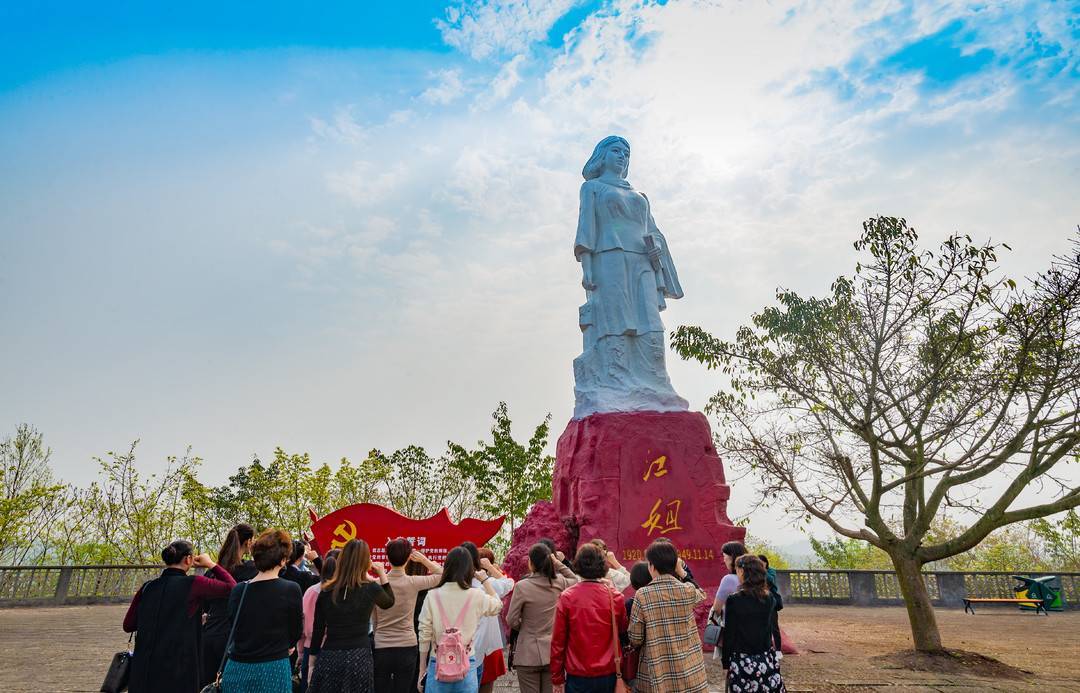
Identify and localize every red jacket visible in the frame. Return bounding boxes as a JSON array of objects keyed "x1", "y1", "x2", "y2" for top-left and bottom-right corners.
[{"x1": 549, "y1": 580, "x2": 628, "y2": 684}]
